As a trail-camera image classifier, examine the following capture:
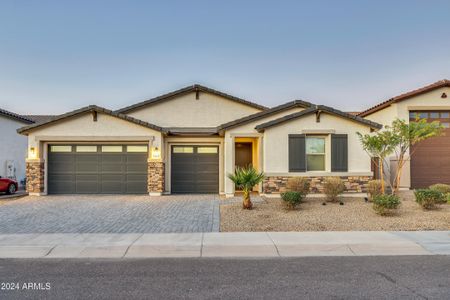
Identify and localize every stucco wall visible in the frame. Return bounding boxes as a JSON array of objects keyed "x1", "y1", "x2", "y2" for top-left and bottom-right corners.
[
  {"x1": 363, "y1": 86, "x2": 450, "y2": 188},
  {"x1": 26, "y1": 112, "x2": 163, "y2": 157},
  {"x1": 127, "y1": 91, "x2": 263, "y2": 127},
  {"x1": 223, "y1": 106, "x2": 305, "y2": 194},
  {"x1": 0, "y1": 116, "x2": 28, "y2": 185},
  {"x1": 263, "y1": 113, "x2": 373, "y2": 174}
]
